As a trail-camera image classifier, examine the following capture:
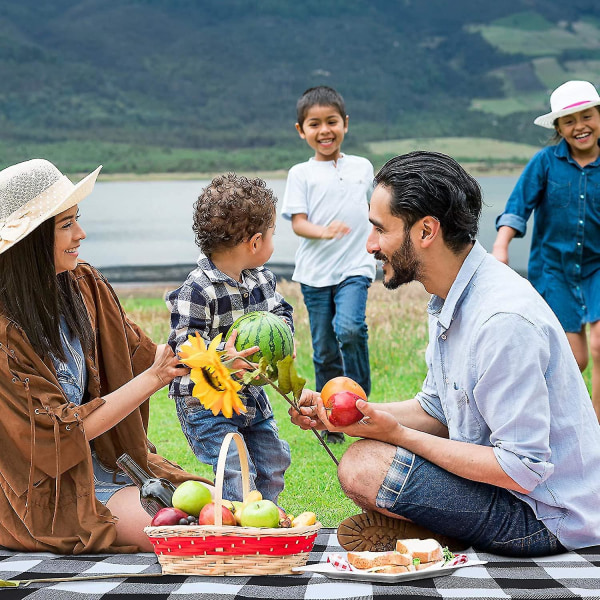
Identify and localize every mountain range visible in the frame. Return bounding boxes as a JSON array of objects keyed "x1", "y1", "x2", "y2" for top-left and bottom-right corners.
[{"x1": 1, "y1": 0, "x2": 600, "y2": 173}]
